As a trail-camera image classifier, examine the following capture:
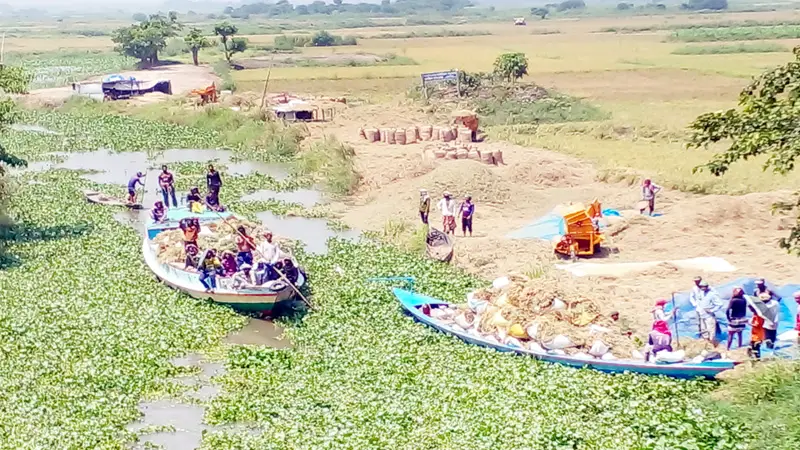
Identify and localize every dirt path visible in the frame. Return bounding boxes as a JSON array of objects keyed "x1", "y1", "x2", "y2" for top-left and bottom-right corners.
[
  {"x1": 25, "y1": 64, "x2": 220, "y2": 104},
  {"x1": 309, "y1": 100, "x2": 800, "y2": 336}
]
